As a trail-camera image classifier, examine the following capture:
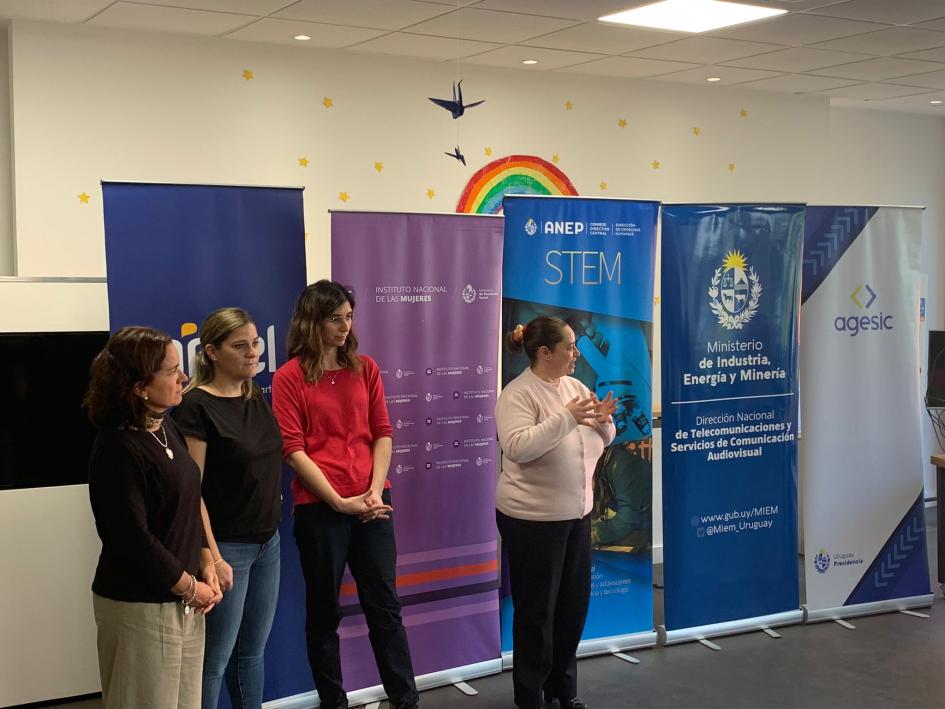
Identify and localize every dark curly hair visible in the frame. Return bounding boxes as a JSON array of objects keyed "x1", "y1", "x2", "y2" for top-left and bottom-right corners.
[{"x1": 84, "y1": 326, "x2": 172, "y2": 428}]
